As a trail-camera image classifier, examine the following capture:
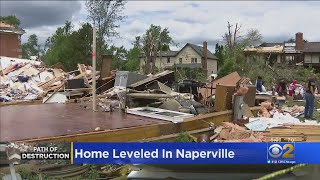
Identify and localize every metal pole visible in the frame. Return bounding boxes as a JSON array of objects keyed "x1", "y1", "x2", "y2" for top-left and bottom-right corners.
[{"x1": 92, "y1": 21, "x2": 97, "y2": 111}]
